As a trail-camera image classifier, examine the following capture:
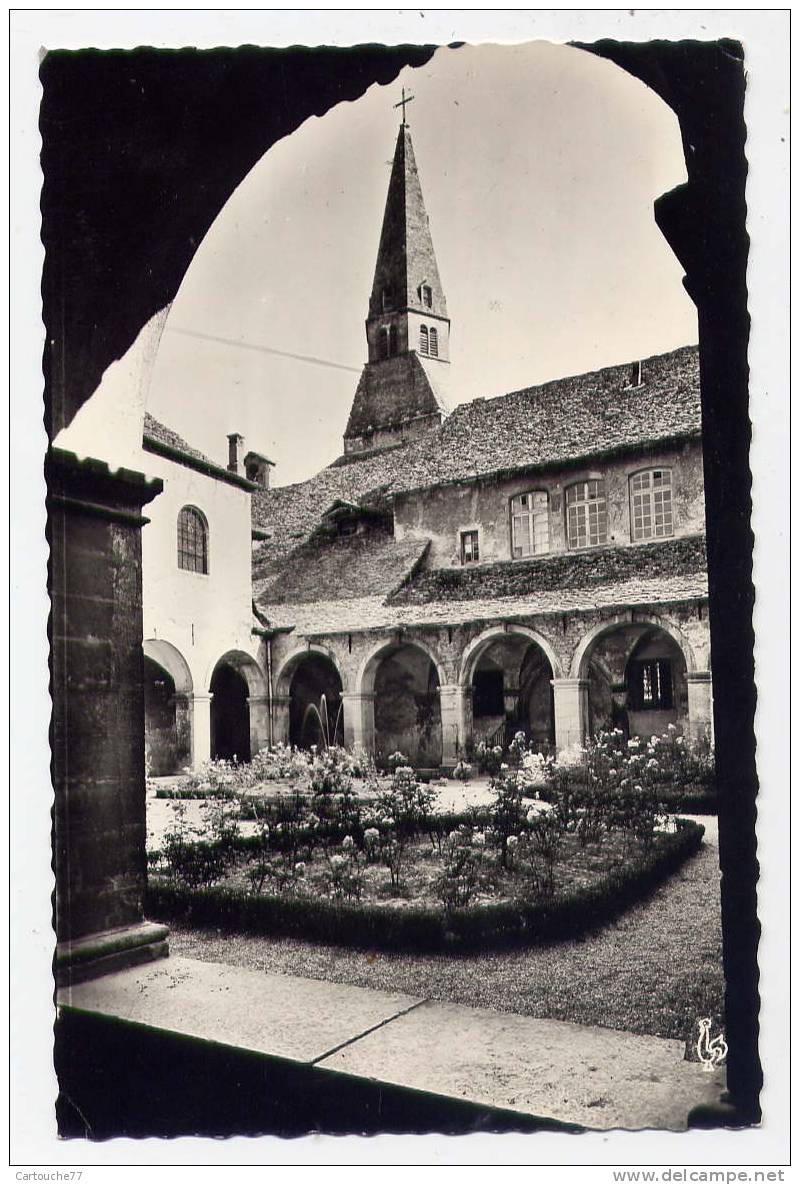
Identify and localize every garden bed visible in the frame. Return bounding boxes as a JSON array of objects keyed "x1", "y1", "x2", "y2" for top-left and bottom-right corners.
[{"x1": 147, "y1": 819, "x2": 704, "y2": 953}]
